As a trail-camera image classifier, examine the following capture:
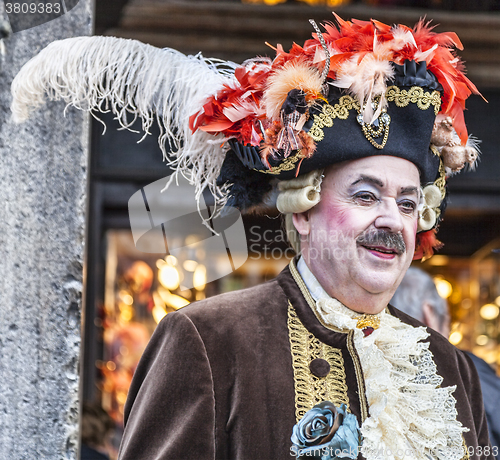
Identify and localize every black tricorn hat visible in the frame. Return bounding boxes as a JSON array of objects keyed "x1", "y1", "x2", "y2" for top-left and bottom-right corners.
[
  {"x1": 220, "y1": 60, "x2": 442, "y2": 197},
  {"x1": 192, "y1": 16, "x2": 481, "y2": 257}
]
